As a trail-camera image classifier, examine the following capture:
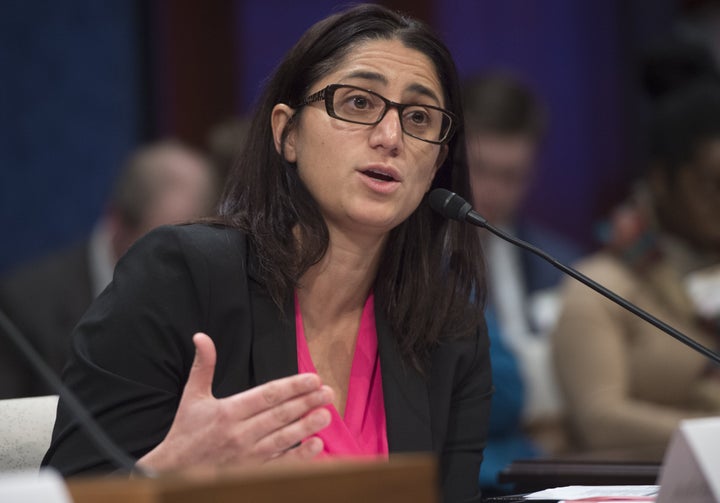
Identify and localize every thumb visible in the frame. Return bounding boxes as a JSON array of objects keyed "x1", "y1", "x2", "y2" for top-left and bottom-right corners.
[{"x1": 183, "y1": 332, "x2": 217, "y2": 399}]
